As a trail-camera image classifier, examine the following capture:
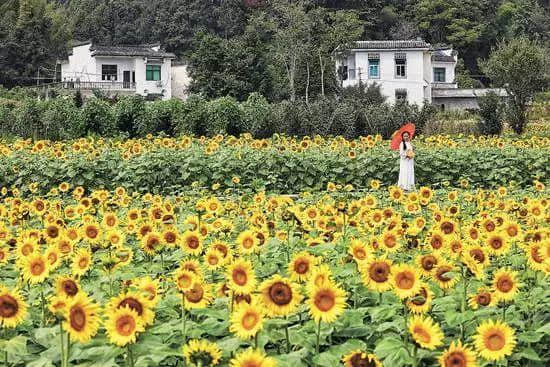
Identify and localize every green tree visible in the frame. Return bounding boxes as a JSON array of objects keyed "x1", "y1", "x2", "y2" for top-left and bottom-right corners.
[{"x1": 480, "y1": 38, "x2": 550, "y2": 134}]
